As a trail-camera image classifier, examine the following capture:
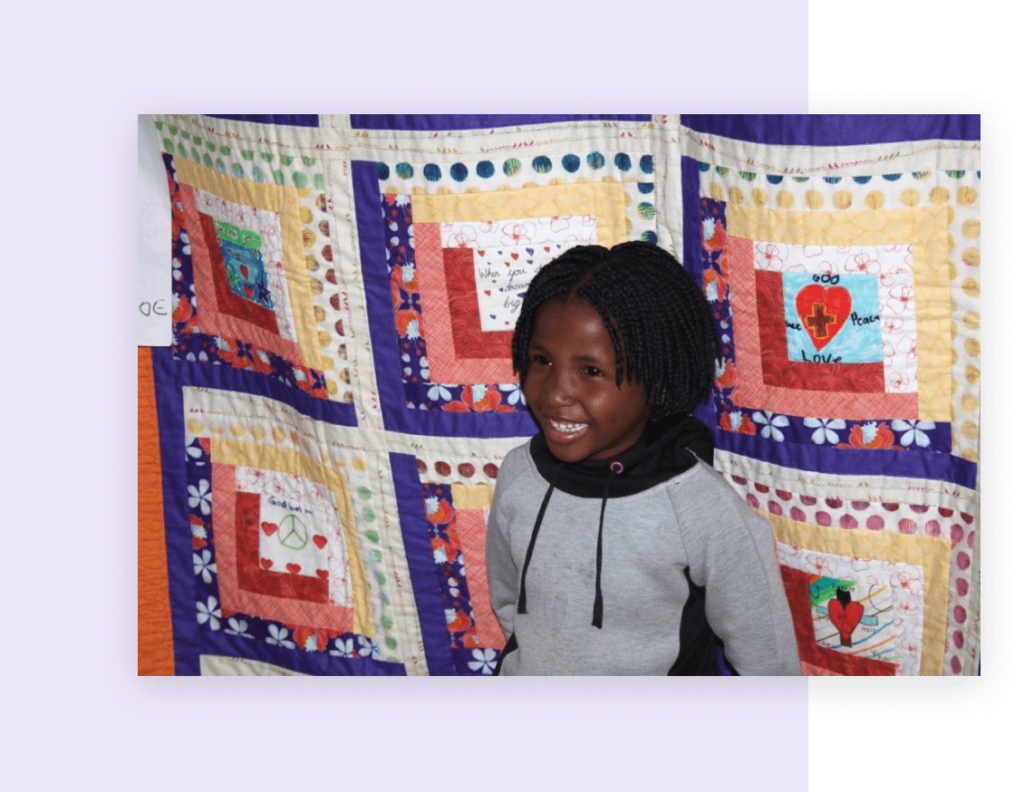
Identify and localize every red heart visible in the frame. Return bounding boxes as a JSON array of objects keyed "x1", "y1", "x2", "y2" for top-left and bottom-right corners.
[
  {"x1": 313, "y1": 535, "x2": 327, "y2": 549},
  {"x1": 316, "y1": 569, "x2": 329, "y2": 580},
  {"x1": 504, "y1": 261, "x2": 511, "y2": 267},
  {"x1": 827, "y1": 597, "x2": 864, "y2": 646},
  {"x1": 286, "y1": 563, "x2": 301, "y2": 574},
  {"x1": 261, "y1": 521, "x2": 277, "y2": 536},
  {"x1": 477, "y1": 249, "x2": 486, "y2": 256},
  {"x1": 484, "y1": 290, "x2": 491, "y2": 296},
  {"x1": 795, "y1": 283, "x2": 851, "y2": 351},
  {"x1": 260, "y1": 558, "x2": 273, "y2": 570},
  {"x1": 511, "y1": 252, "x2": 519, "y2": 260},
  {"x1": 544, "y1": 246, "x2": 550, "y2": 252}
]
